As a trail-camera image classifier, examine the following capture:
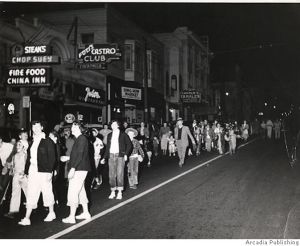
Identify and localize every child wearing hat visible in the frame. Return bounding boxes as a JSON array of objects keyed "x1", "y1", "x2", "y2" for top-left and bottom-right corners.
[{"x1": 125, "y1": 128, "x2": 144, "y2": 189}]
